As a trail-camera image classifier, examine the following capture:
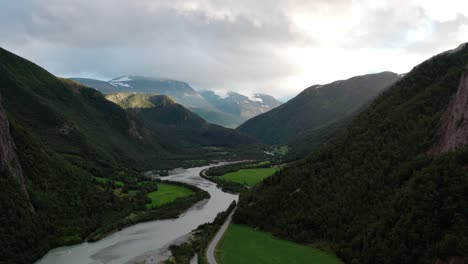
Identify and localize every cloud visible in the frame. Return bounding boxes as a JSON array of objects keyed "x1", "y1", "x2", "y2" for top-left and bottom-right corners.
[{"x1": 0, "y1": 0, "x2": 467, "y2": 98}]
